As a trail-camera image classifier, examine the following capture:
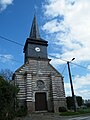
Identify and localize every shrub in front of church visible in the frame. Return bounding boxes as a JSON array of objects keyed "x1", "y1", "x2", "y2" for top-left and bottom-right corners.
[
  {"x1": 59, "y1": 107, "x2": 67, "y2": 112},
  {"x1": 15, "y1": 105, "x2": 27, "y2": 117}
]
